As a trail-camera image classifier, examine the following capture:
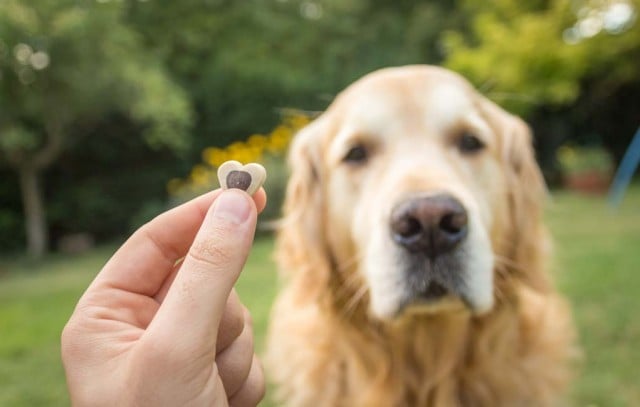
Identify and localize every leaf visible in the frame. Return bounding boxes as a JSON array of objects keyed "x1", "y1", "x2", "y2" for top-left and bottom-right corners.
[{"x1": 0, "y1": 126, "x2": 39, "y2": 153}]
